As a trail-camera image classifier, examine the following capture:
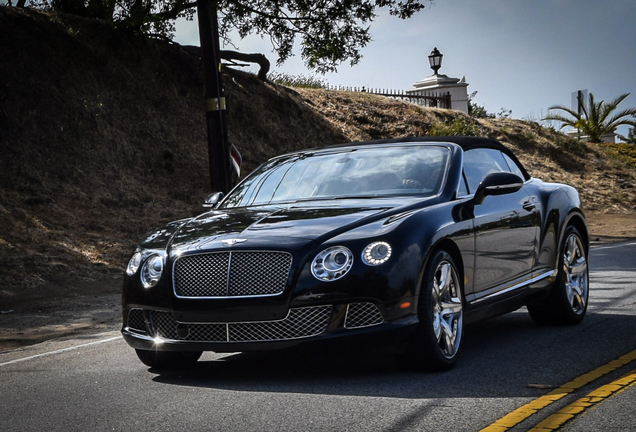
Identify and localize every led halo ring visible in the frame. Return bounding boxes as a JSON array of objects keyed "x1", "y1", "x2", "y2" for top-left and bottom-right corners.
[
  {"x1": 362, "y1": 241, "x2": 392, "y2": 266},
  {"x1": 311, "y1": 246, "x2": 354, "y2": 282},
  {"x1": 140, "y1": 254, "x2": 164, "y2": 288}
]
